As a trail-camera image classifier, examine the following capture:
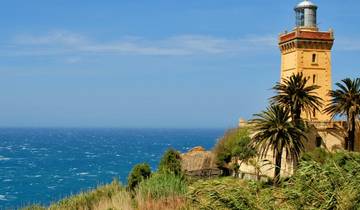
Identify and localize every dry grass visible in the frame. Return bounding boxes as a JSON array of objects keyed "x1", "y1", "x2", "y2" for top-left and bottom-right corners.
[
  {"x1": 136, "y1": 195, "x2": 190, "y2": 210},
  {"x1": 94, "y1": 189, "x2": 133, "y2": 210}
]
